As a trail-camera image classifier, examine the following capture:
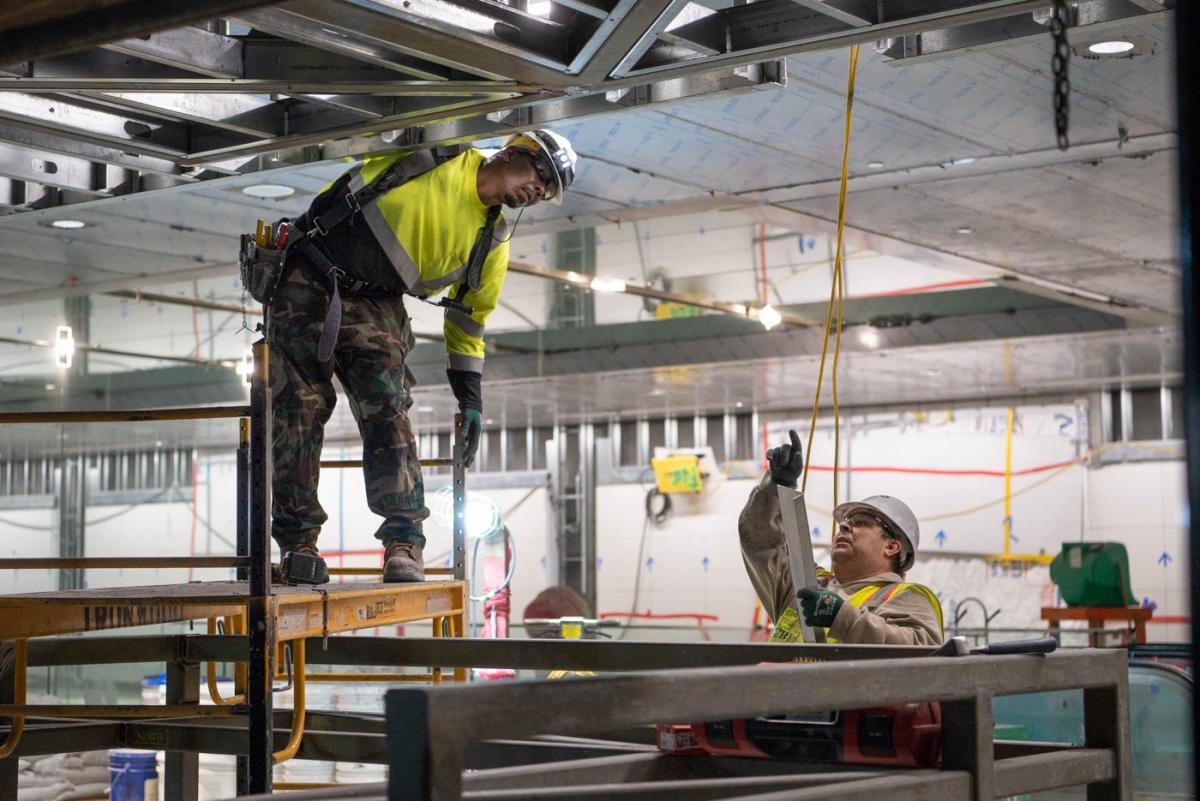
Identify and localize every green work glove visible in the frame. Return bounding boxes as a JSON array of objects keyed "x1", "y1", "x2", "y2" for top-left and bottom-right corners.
[
  {"x1": 458, "y1": 408, "x2": 483, "y2": 468},
  {"x1": 797, "y1": 586, "x2": 844, "y2": 629}
]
